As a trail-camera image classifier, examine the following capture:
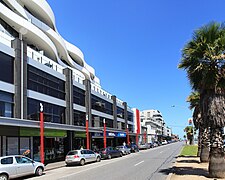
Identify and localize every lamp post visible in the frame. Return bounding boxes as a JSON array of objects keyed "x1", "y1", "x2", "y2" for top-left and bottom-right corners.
[
  {"x1": 39, "y1": 103, "x2": 44, "y2": 164},
  {"x1": 103, "y1": 118, "x2": 107, "y2": 148},
  {"x1": 126, "y1": 124, "x2": 130, "y2": 145},
  {"x1": 86, "y1": 115, "x2": 90, "y2": 149}
]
